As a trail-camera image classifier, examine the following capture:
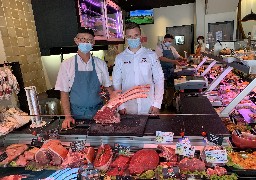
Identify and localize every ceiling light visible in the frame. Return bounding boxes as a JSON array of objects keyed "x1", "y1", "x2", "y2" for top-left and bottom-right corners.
[{"x1": 241, "y1": 10, "x2": 256, "y2": 22}]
